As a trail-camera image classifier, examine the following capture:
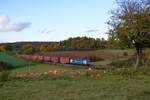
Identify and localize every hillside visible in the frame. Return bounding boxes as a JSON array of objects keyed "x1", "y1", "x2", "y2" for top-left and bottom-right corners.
[{"x1": 0, "y1": 52, "x2": 30, "y2": 68}]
